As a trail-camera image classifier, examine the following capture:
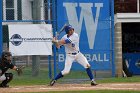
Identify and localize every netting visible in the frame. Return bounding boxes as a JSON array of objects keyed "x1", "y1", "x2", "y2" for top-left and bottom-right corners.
[
  {"x1": 2, "y1": 0, "x2": 56, "y2": 86},
  {"x1": 54, "y1": 0, "x2": 114, "y2": 83},
  {"x1": 2, "y1": 0, "x2": 114, "y2": 86}
]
